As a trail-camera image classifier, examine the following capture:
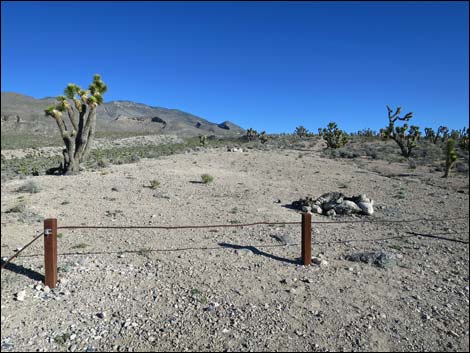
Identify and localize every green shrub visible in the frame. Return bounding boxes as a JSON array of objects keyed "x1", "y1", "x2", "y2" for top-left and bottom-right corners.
[
  {"x1": 71, "y1": 243, "x2": 89, "y2": 249},
  {"x1": 201, "y1": 174, "x2": 214, "y2": 184},
  {"x1": 148, "y1": 180, "x2": 160, "y2": 189}
]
